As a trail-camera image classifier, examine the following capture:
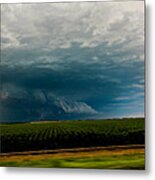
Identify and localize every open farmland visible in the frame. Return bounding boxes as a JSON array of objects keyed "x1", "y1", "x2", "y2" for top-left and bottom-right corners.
[{"x1": 0, "y1": 118, "x2": 144, "y2": 153}]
